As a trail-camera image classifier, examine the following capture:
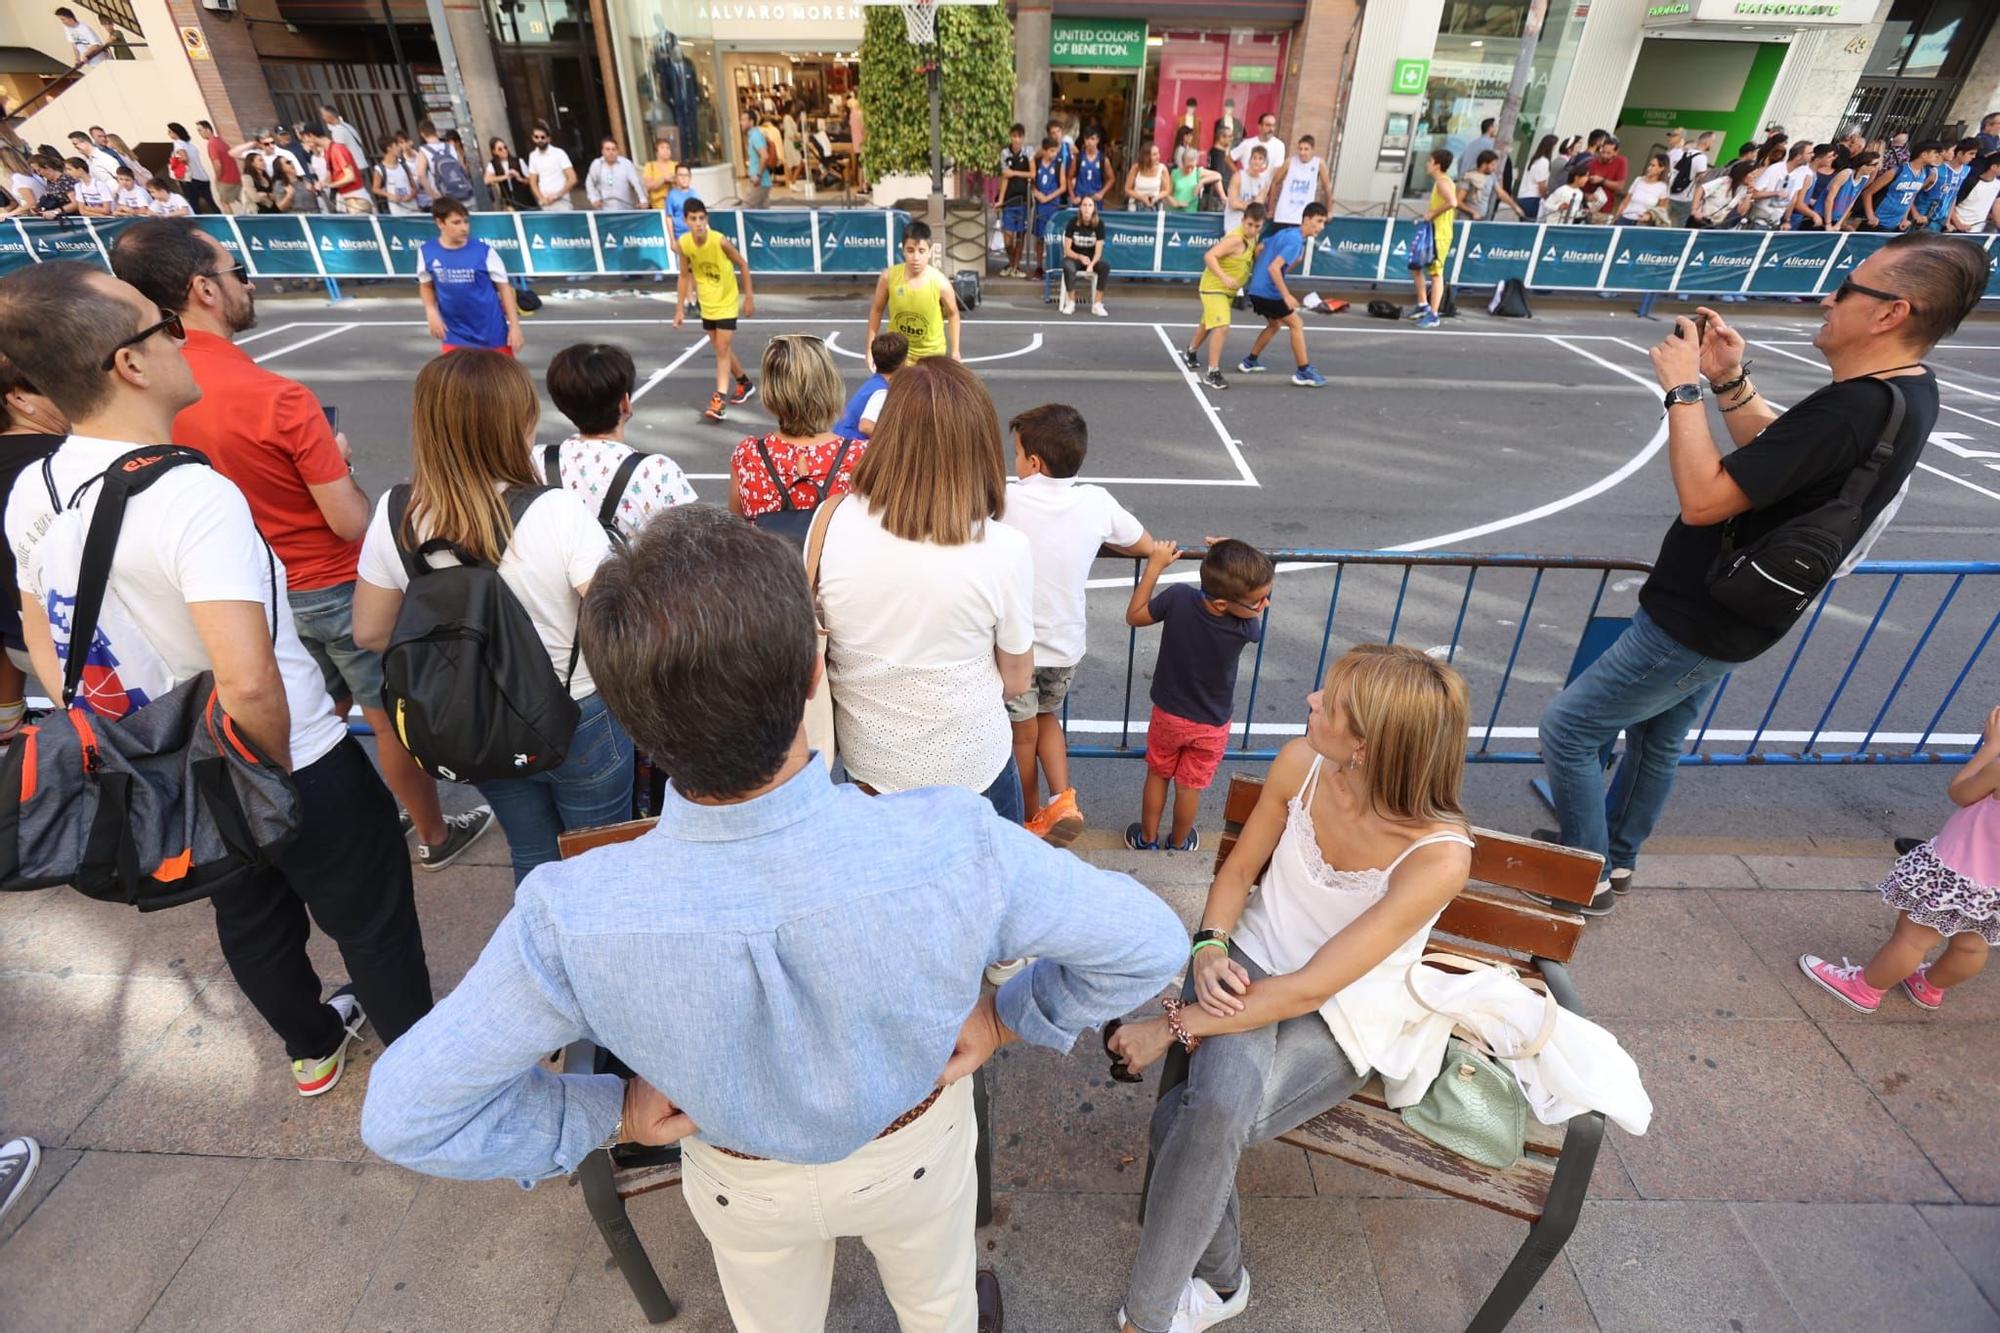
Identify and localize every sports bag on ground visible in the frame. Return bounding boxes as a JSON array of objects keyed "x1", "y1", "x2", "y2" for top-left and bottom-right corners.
[
  {"x1": 0, "y1": 447, "x2": 301, "y2": 910},
  {"x1": 1488, "y1": 278, "x2": 1532, "y2": 318},
  {"x1": 748, "y1": 436, "x2": 855, "y2": 548},
  {"x1": 1706, "y1": 378, "x2": 1906, "y2": 631},
  {"x1": 542, "y1": 442, "x2": 643, "y2": 544},
  {"x1": 953, "y1": 268, "x2": 982, "y2": 311},
  {"x1": 1367, "y1": 299, "x2": 1403, "y2": 320},
  {"x1": 380, "y1": 485, "x2": 580, "y2": 783}
]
